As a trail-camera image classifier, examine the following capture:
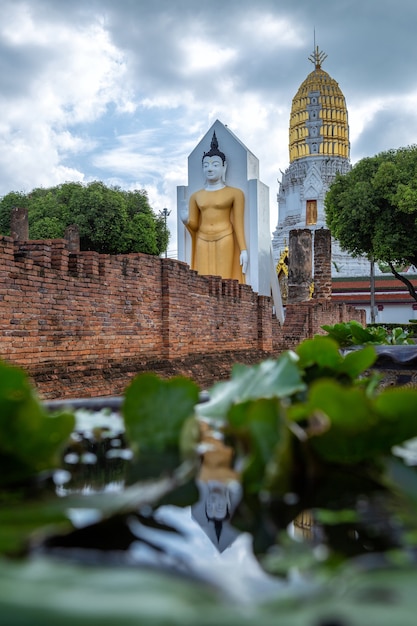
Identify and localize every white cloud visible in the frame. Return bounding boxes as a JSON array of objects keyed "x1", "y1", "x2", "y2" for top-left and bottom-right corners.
[
  {"x1": 1, "y1": 0, "x2": 417, "y2": 252},
  {"x1": 0, "y1": 3, "x2": 135, "y2": 195},
  {"x1": 240, "y1": 13, "x2": 302, "y2": 48},
  {"x1": 348, "y1": 98, "x2": 387, "y2": 147},
  {"x1": 180, "y1": 37, "x2": 237, "y2": 74}
]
